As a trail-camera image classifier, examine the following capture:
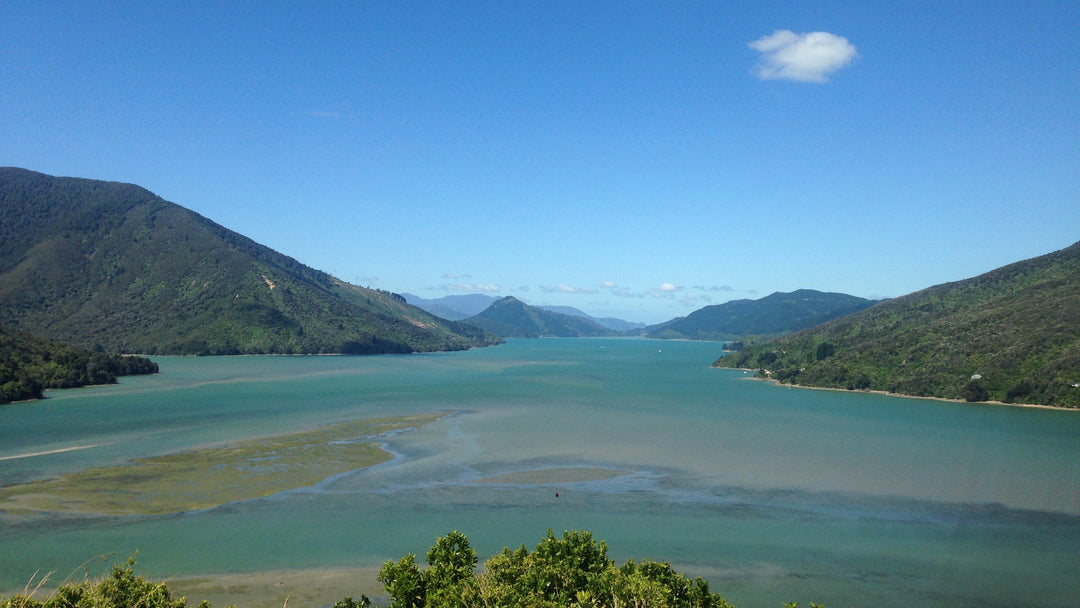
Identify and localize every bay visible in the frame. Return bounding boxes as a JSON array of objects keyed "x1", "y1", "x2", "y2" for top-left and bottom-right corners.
[{"x1": 1, "y1": 338, "x2": 1078, "y2": 607}]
